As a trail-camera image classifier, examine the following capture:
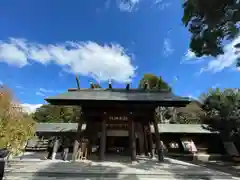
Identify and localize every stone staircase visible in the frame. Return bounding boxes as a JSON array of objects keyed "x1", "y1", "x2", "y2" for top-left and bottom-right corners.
[{"x1": 3, "y1": 157, "x2": 240, "y2": 180}]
